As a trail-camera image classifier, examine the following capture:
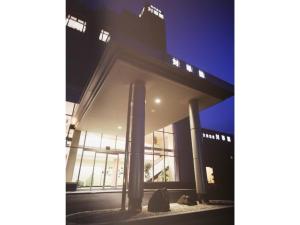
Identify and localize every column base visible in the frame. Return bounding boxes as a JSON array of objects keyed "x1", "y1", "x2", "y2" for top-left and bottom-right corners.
[
  {"x1": 128, "y1": 198, "x2": 142, "y2": 213},
  {"x1": 197, "y1": 193, "x2": 210, "y2": 204}
]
